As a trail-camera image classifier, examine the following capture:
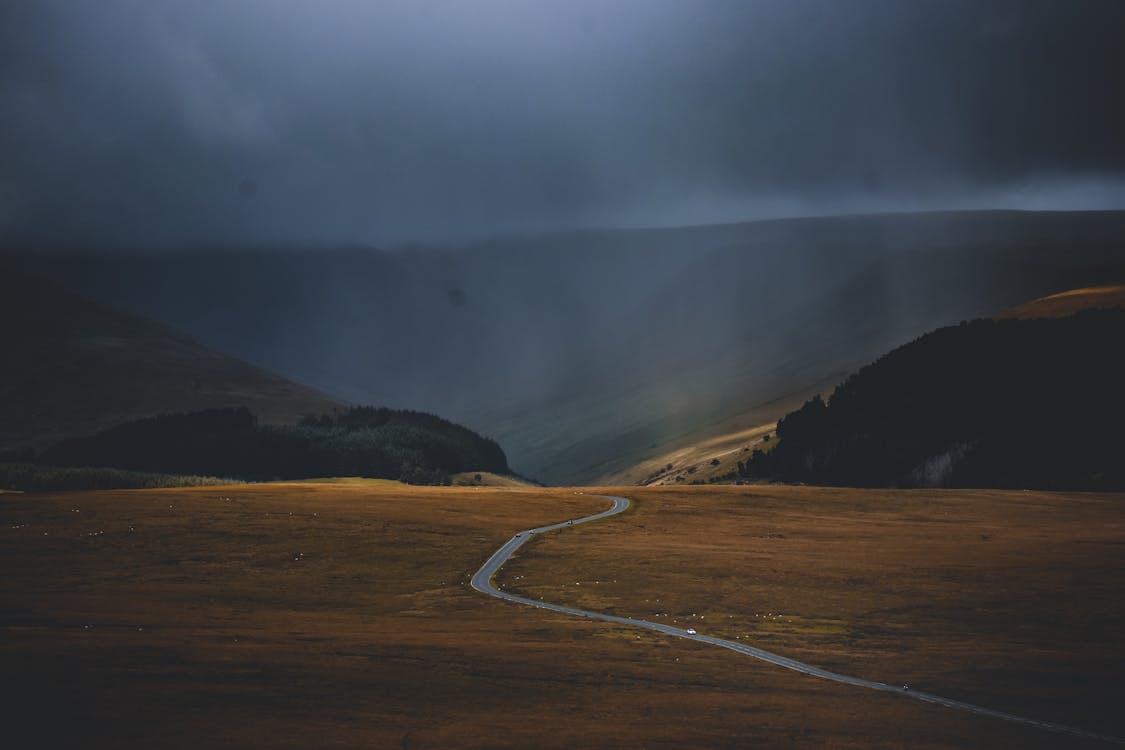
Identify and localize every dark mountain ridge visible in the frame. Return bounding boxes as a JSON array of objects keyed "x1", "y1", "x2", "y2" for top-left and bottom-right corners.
[{"x1": 744, "y1": 308, "x2": 1125, "y2": 490}]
